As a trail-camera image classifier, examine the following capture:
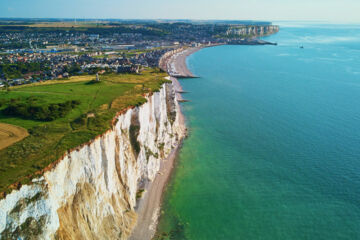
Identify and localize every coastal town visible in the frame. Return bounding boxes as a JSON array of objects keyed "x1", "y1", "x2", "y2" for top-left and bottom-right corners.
[
  {"x1": 0, "y1": 48, "x2": 170, "y2": 87},
  {"x1": 0, "y1": 20, "x2": 279, "y2": 87}
]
